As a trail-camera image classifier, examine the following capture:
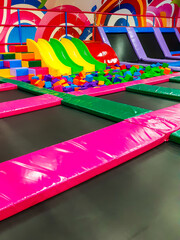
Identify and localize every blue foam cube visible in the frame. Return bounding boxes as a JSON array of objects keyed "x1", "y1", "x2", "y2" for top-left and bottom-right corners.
[
  {"x1": 45, "y1": 81, "x2": 52, "y2": 88},
  {"x1": 124, "y1": 71, "x2": 132, "y2": 76},
  {"x1": 85, "y1": 74, "x2": 93, "y2": 82},
  {"x1": 32, "y1": 76, "x2": 39, "y2": 80}
]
